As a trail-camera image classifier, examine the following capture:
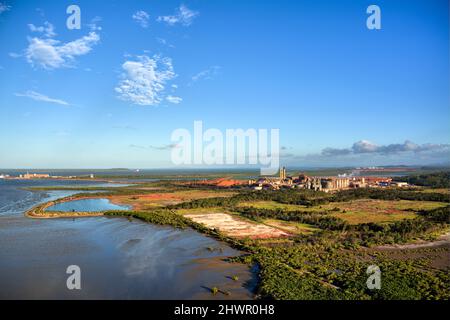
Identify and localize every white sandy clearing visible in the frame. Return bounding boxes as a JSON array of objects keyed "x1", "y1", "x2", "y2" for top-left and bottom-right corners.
[{"x1": 184, "y1": 213, "x2": 290, "y2": 239}]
